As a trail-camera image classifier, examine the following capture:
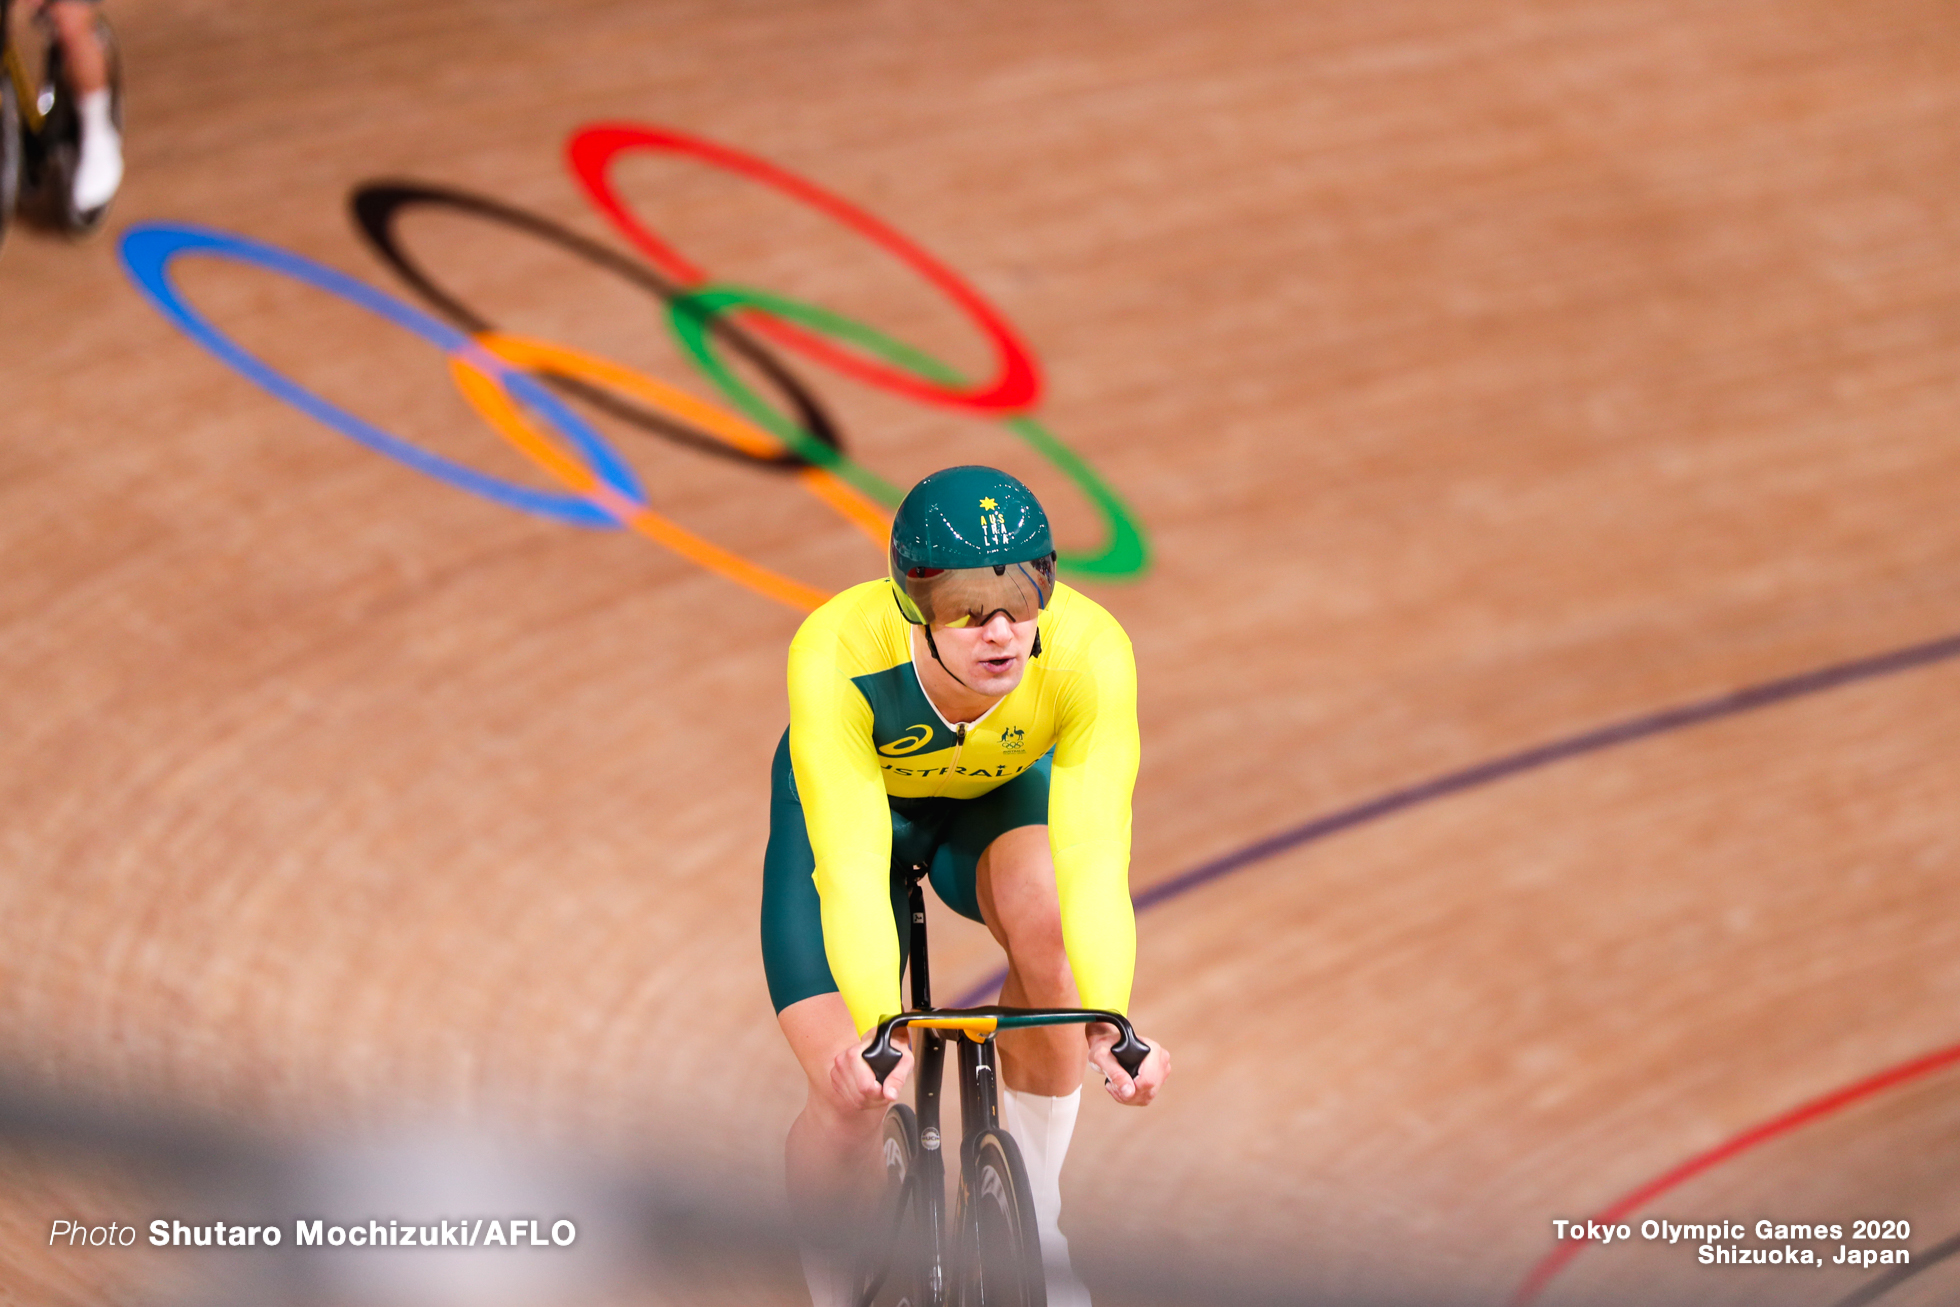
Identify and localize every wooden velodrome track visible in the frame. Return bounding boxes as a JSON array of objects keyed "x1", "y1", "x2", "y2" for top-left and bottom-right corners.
[{"x1": 4, "y1": 0, "x2": 1959, "y2": 1303}]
